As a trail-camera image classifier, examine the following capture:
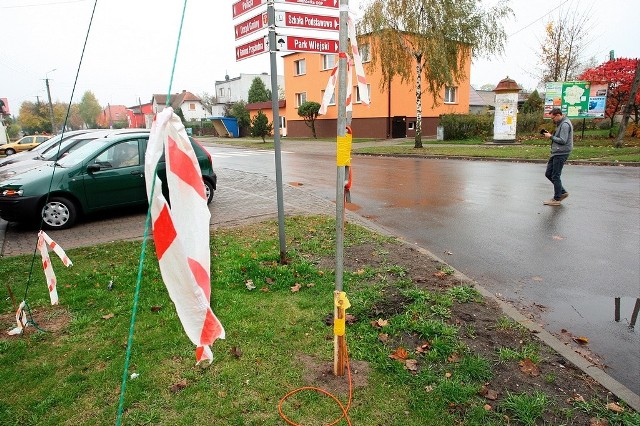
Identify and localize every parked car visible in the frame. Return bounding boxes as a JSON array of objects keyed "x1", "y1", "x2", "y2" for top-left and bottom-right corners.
[
  {"x1": 0, "y1": 135, "x2": 50, "y2": 155},
  {"x1": 0, "y1": 132, "x2": 216, "y2": 229},
  {"x1": 0, "y1": 130, "x2": 95, "y2": 168},
  {"x1": 0, "y1": 129, "x2": 151, "y2": 181}
]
